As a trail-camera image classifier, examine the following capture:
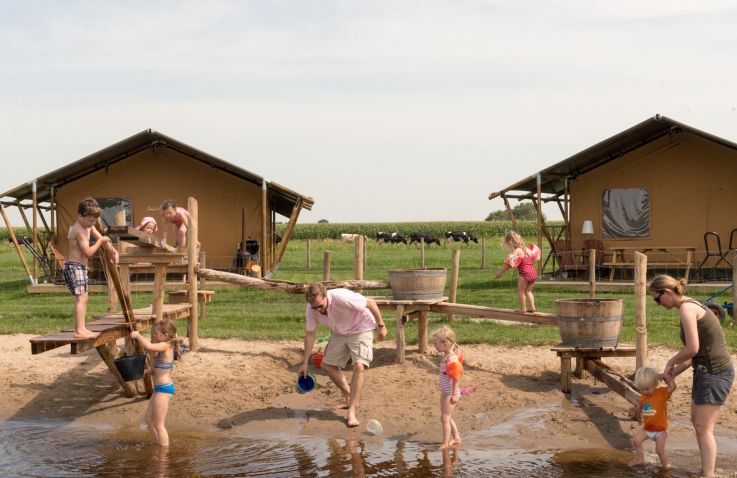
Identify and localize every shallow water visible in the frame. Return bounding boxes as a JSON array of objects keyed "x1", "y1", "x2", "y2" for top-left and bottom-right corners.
[{"x1": 1, "y1": 420, "x2": 735, "y2": 477}]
